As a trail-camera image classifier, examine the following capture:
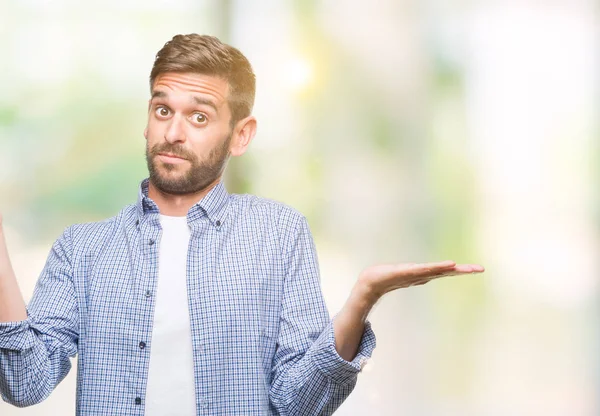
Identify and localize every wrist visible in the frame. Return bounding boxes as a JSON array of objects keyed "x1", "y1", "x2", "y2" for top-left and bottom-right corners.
[{"x1": 346, "y1": 280, "x2": 380, "y2": 321}]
